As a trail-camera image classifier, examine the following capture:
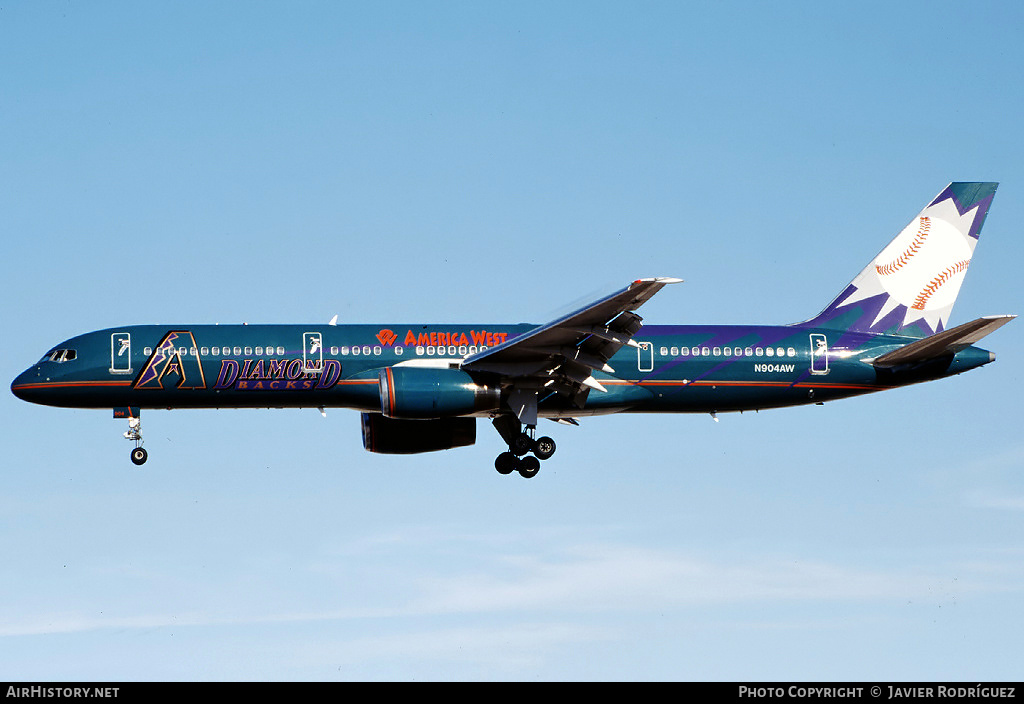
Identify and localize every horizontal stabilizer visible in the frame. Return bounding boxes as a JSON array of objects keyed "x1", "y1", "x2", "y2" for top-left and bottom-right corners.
[{"x1": 872, "y1": 315, "x2": 1015, "y2": 368}]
